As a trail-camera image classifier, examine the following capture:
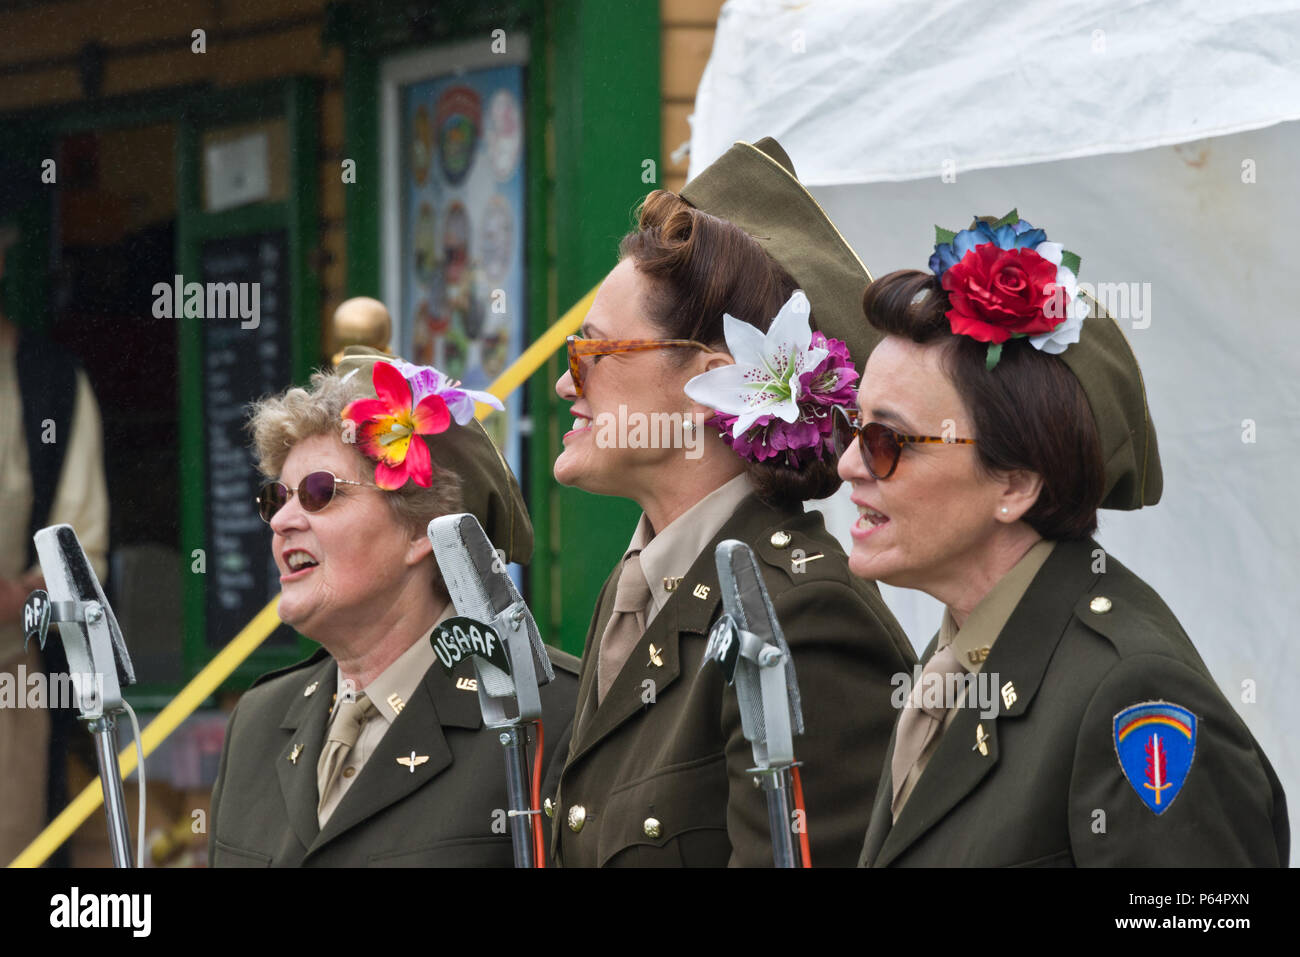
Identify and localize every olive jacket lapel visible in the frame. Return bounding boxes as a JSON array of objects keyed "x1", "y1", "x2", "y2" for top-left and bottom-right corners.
[
  {"x1": 305, "y1": 656, "x2": 482, "y2": 858},
  {"x1": 867, "y1": 539, "x2": 1098, "y2": 866}
]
